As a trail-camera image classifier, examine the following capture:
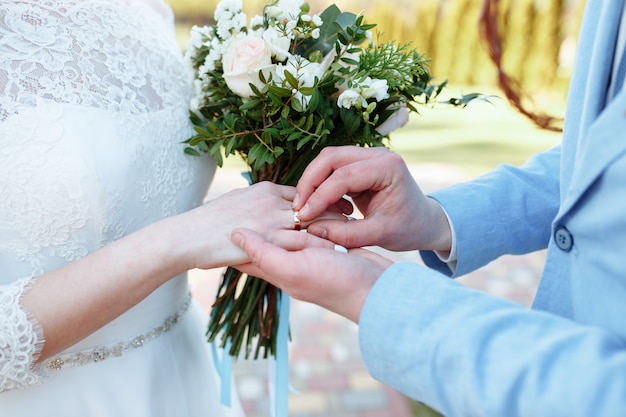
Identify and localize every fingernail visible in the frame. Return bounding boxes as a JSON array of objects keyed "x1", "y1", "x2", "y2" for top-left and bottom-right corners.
[
  {"x1": 334, "y1": 244, "x2": 348, "y2": 253},
  {"x1": 292, "y1": 193, "x2": 301, "y2": 209},
  {"x1": 231, "y1": 231, "x2": 245, "y2": 248},
  {"x1": 298, "y1": 202, "x2": 310, "y2": 218}
]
